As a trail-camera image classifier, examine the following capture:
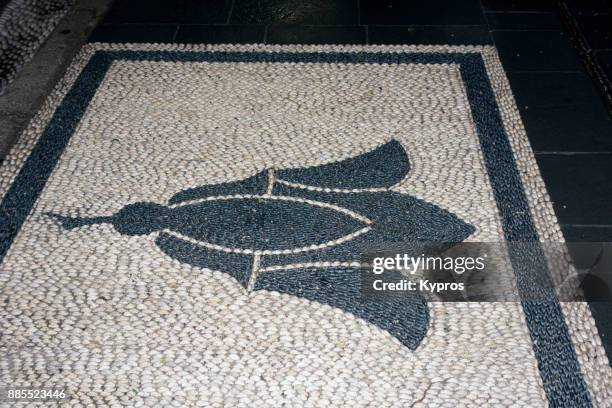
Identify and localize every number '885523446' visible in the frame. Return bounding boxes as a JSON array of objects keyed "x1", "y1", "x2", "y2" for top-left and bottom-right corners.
[{"x1": 1, "y1": 387, "x2": 68, "y2": 401}]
